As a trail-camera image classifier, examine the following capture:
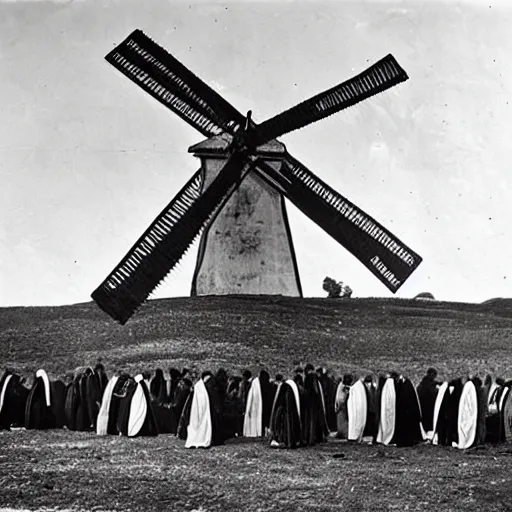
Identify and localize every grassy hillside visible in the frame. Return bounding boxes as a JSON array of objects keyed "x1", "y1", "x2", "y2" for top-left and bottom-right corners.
[
  {"x1": 2, "y1": 295, "x2": 512, "y2": 382},
  {"x1": 2, "y1": 296, "x2": 512, "y2": 512}
]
